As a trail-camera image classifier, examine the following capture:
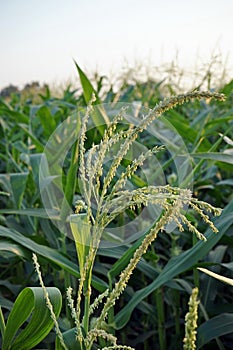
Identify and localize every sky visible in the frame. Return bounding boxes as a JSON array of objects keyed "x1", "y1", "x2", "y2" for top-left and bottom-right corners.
[{"x1": 0, "y1": 0, "x2": 233, "y2": 89}]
